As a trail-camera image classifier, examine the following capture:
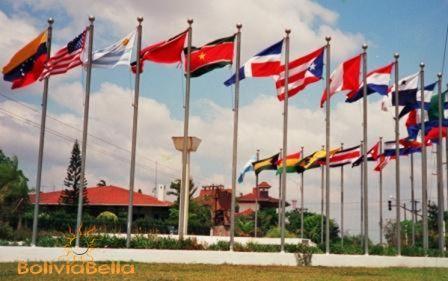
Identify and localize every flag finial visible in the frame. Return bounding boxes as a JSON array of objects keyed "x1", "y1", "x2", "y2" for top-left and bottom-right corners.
[
  {"x1": 325, "y1": 36, "x2": 331, "y2": 42},
  {"x1": 437, "y1": 72, "x2": 442, "y2": 78},
  {"x1": 187, "y1": 18, "x2": 193, "y2": 25},
  {"x1": 362, "y1": 43, "x2": 368, "y2": 50},
  {"x1": 48, "y1": 18, "x2": 54, "y2": 25},
  {"x1": 236, "y1": 23, "x2": 242, "y2": 29},
  {"x1": 285, "y1": 28, "x2": 291, "y2": 34},
  {"x1": 137, "y1": 17, "x2": 143, "y2": 23},
  {"x1": 394, "y1": 53, "x2": 399, "y2": 59},
  {"x1": 420, "y1": 62, "x2": 425, "y2": 68},
  {"x1": 89, "y1": 16, "x2": 95, "y2": 22}
]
